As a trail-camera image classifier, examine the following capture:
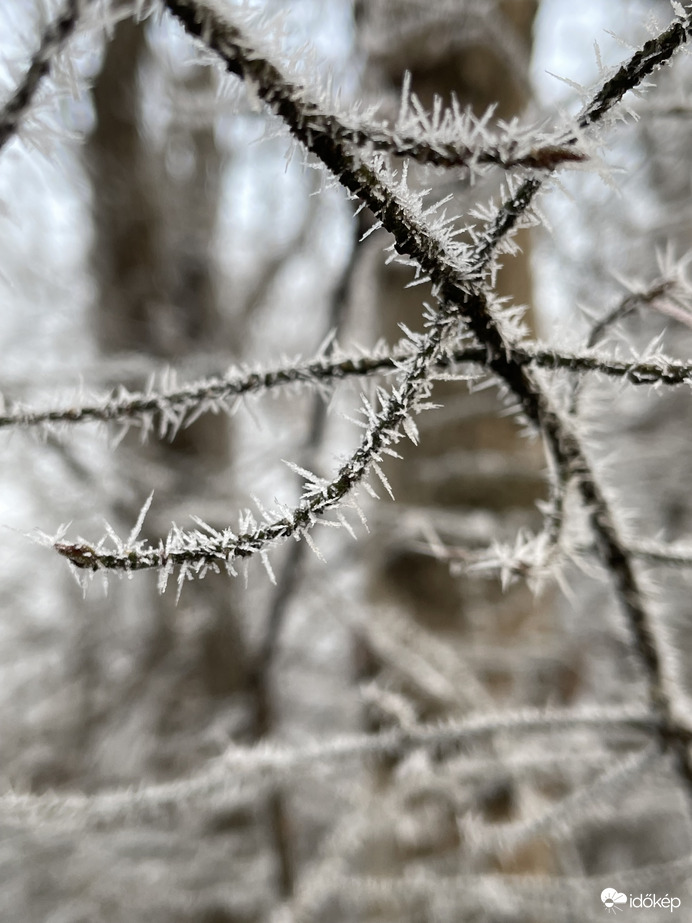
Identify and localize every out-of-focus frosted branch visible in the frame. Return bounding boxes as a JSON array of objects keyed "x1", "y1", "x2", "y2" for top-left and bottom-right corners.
[
  {"x1": 462, "y1": 745, "x2": 660, "y2": 858},
  {"x1": 0, "y1": 703, "x2": 656, "y2": 829}
]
